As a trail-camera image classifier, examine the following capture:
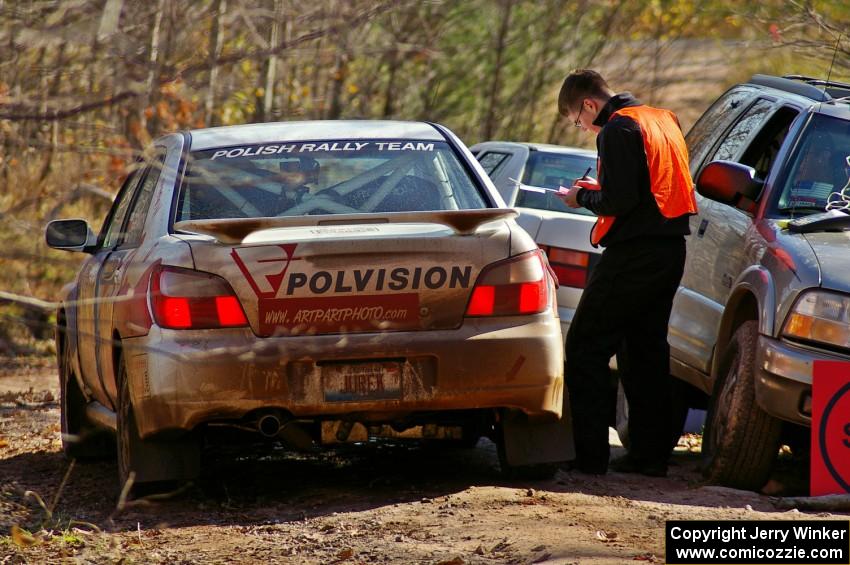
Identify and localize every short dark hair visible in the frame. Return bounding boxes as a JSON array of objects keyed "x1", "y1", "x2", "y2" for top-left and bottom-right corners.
[{"x1": 558, "y1": 69, "x2": 612, "y2": 116}]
